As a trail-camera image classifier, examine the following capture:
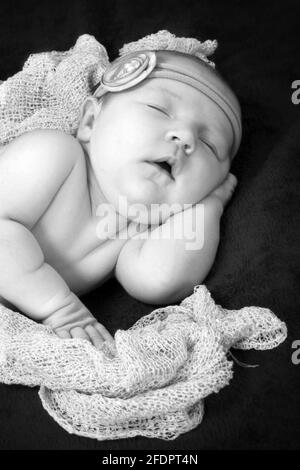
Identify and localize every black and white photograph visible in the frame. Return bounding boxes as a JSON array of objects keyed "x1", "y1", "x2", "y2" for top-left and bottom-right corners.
[{"x1": 0, "y1": 0, "x2": 299, "y2": 455}]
